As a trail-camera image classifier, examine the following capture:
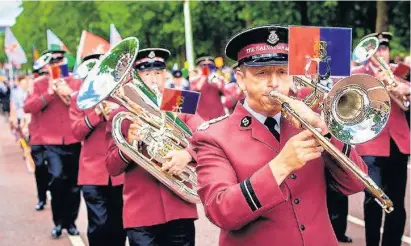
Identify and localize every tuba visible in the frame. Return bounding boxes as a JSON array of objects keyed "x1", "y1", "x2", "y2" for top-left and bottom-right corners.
[
  {"x1": 76, "y1": 37, "x2": 199, "y2": 203},
  {"x1": 270, "y1": 74, "x2": 393, "y2": 213},
  {"x1": 352, "y1": 36, "x2": 410, "y2": 111}
]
